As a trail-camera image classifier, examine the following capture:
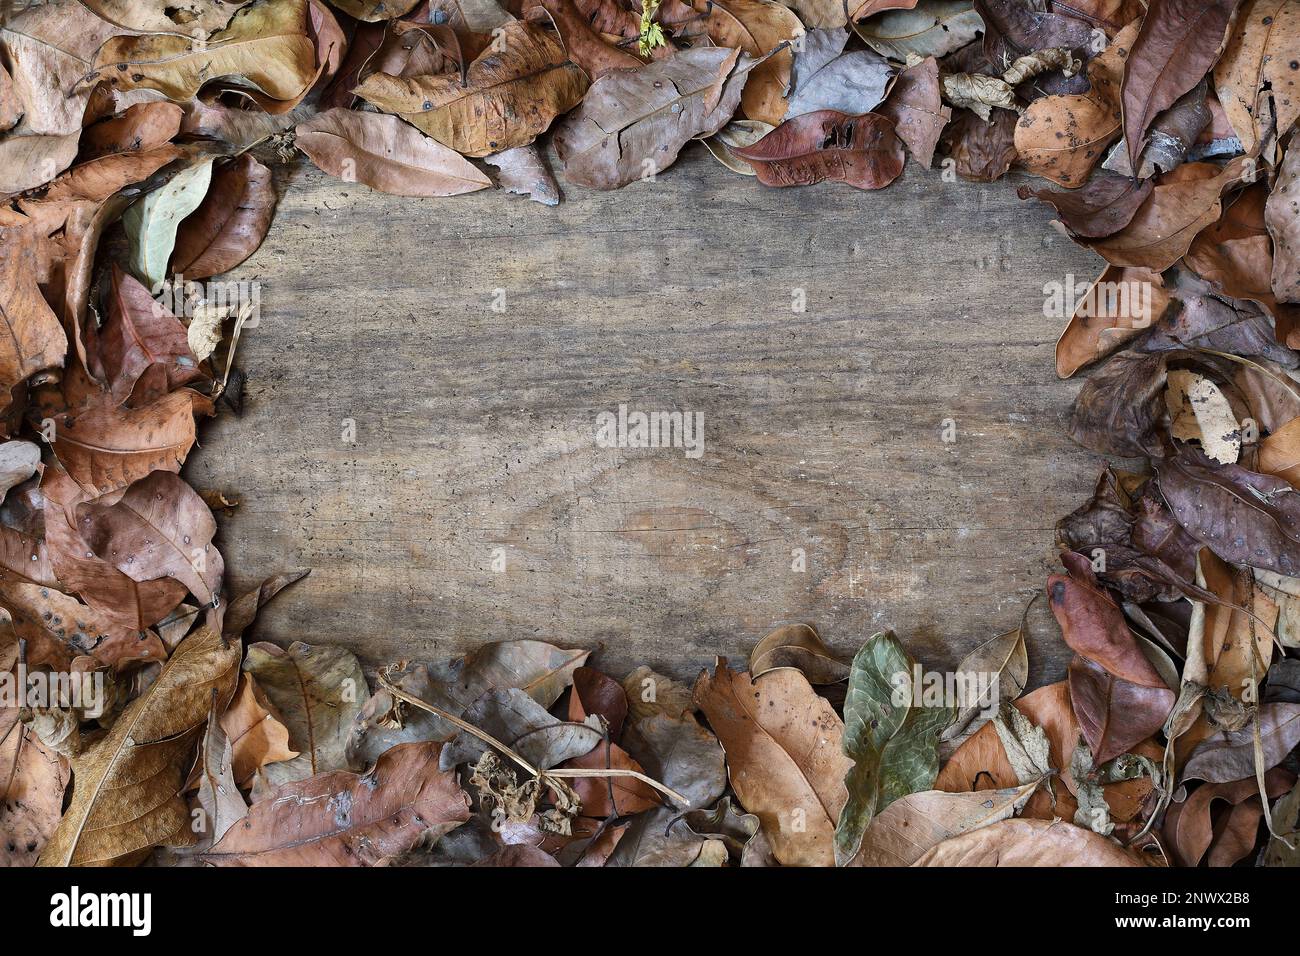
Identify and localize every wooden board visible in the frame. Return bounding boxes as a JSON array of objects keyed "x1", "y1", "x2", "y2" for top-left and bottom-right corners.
[{"x1": 187, "y1": 147, "x2": 1108, "y2": 685}]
